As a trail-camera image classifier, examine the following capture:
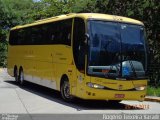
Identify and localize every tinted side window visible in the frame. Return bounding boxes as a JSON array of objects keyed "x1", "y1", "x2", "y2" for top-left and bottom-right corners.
[
  {"x1": 9, "y1": 29, "x2": 27, "y2": 45},
  {"x1": 9, "y1": 30, "x2": 18, "y2": 45},
  {"x1": 62, "y1": 19, "x2": 72, "y2": 46},
  {"x1": 73, "y1": 18, "x2": 85, "y2": 72},
  {"x1": 9, "y1": 18, "x2": 72, "y2": 46},
  {"x1": 53, "y1": 19, "x2": 72, "y2": 46},
  {"x1": 41, "y1": 23, "x2": 54, "y2": 44}
]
